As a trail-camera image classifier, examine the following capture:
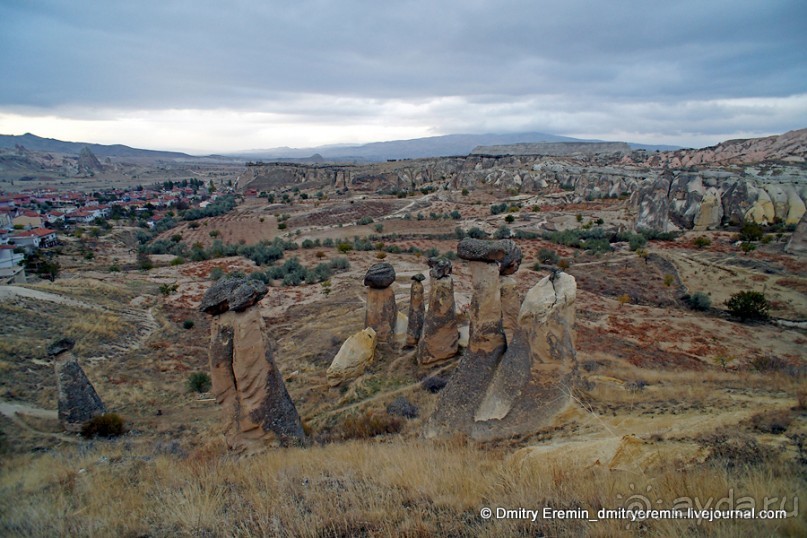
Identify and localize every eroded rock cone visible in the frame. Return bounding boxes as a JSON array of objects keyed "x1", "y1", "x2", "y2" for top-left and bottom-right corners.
[
  {"x1": 785, "y1": 212, "x2": 807, "y2": 255},
  {"x1": 201, "y1": 277, "x2": 305, "y2": 450},
  {"x1": 417, "y1": 275, "x2": 458, "y2": 364},
  {"x1": 364, "y1": 263, "x2": 397, "y2": 346},
  {"x1": 327, "y1": 327, "x2": 377, "y2": 386},
  {"x1": 49, "y1": 338, "x2": 106, "y2": 432},
  {"x1": 406, "y1": 275, "x2": 426, "y2": 347}
]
